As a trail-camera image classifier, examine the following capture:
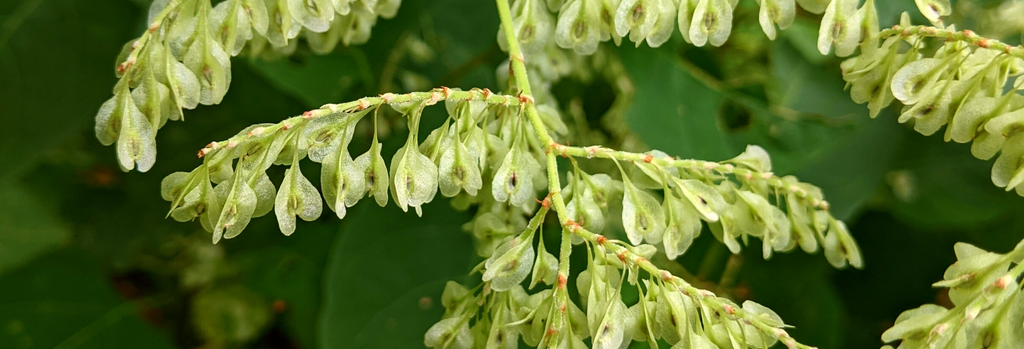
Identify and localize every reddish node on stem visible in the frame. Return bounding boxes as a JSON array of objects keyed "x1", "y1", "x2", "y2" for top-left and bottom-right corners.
[
  {"x1": 723, "y1": 304, "x2": 735, "y2": 316},
  {"x1": 357, "y1": 98, "x2": 370, "y2": 110},
  {"x1": 427, "y1": 92, "x2": 442, "y2": 106},
  {"x1": 281, "y1": 123, "x2": 291, "y2": 131},
  {"x1": 517, "y1": 93, "x2": 535, "y2": 105},
  {"x1": 616, "y1": 251, "x2": 627, "y2": 263},
  {"x1": 595, "y1": 235, "x2": 607, "y2": 245},
  {"x1": 636, "y1": 257, "x2": 649, "y2": 266},
  {"x1": 380, "y1": 92, "x2": 396, "y2": 103},
  {"x1": 546, "y1": 326, "x2": 558, "y2": 337},
  {"x1": 661, "y1": 271, "x2": 673, "y2": 282},
  {"x1": 978, "y1": 38, "x2": 990, "y2": 48},
  {"x1": 440, "y1": 86, "x2": 452, "y2": 99},
  {"x1": 302, "y1": 110, "x2": 315, "y2": 119},
  {"x1": 643, "y1": 154, "x2": 654, "y2": 163},
  {"x1": 482, "y1": 88, "x2": 493, "y2": 100},
  {"x1": 226, "y1": 141, "x2": 238, "y2": 149},
  {"x1": 559, "y1": 303, "x2": 567, "y2": 313},
  {"x1": 148, "y1": 21, "x2": 161, "y2": 32},
  {"x1": 557, "y1": 273, "x2": 568, "y2": 290},
  {"x1": 536, "y1": 195, "x2": 551, "y2": 209},
  {"x1": 963, "y1": 29, "x2": 976, "y2": 38},
  {"x1": 995, "y1": 275, "x2": 1013, "y2": 289}
]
